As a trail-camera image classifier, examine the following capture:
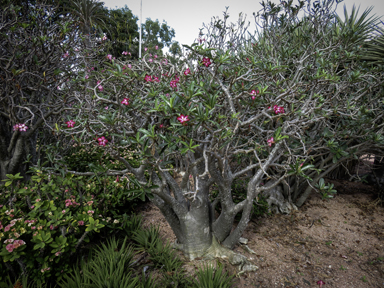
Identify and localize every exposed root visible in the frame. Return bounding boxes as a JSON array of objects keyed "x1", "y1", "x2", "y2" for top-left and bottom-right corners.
[{"x1": 201, "y1": 237, "x2": 258, "y2": 273}]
